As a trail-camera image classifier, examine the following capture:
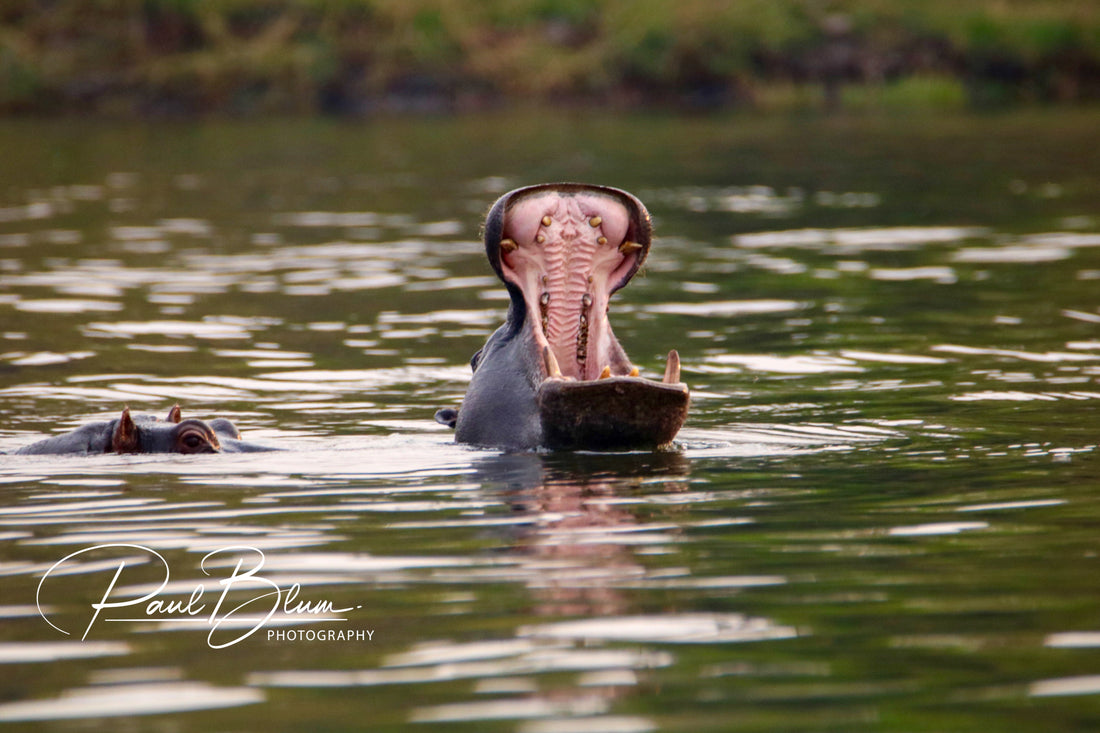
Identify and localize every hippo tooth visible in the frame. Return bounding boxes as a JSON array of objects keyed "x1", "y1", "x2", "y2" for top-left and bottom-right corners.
[
  {"x1": 589, "y1": 216, "x2": 602, "y2": 227},
  {"x1": 500, "y1": 237, "x2": 518, "y2": 253},
  {"x1": 598, "y1": 236, "x2": 607, "y2": 245},
  {"x1": 619, "y1": 240, "x2": 642, "y2": 254},
  {"x1": 541, "y1": 215, "x2": 552, "y2": 226},
  {"x1": 536, "y1": 234, "x2": 545, "y2": 244},
  {"x1": 629, "y1": 366, "x2": 639, "y2": 377},
  {"x1": 599, "y1": 365, "x2": 611, "y2": 379},
  {"x1": 663, "y1": 349, "x2": 681, "y2": 384},
  {"x1": 543, "y1": 345, "x2": 563, "y2": 378}
]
